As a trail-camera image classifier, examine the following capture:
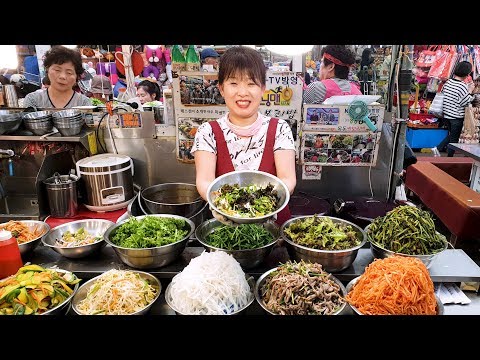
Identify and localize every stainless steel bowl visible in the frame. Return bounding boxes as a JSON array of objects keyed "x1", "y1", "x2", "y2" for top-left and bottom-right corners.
[
  {"x1": 42, "y1": 219, "x2": 114, "y2": 259},
  {"x1": 365, "y1": 224, "x2": 448, "y2": 269},
  {"x1": 280, "y1": 216, "x2": 367, "y2": 272},
  {"x1": 255, "y1": 266, "x2": 347, "y2": 315},
  {"x1": 52, "y1": 109, "x2": 82, "y2": 119},
  {"x1": 0, "y1": 220, "x2": 50, "y2": 256},
  {"x1": 104, "y1": 214, "x2": 195, "y2": 269},
  {"x1": 140, "y1": 183, "x2": 205, "y2": 218},
  {"x1": 165, "y1": 275, "x2": 255, "y2": 315},
  {"x1": 345, "y1": 276, "x2": 444, "y2": 315},
  {"x1": 206, "y1": 170, "x2": 290, "y2": 224},
  {"x1": 71, "y1": 270, "x2": 161, "y2": 315},
  {"x1": 0, "y1": 112, "x2": 22, "y2": 135},
  {"x1": 195, "y1": 218, "x2": 279, "y2": 269}
]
